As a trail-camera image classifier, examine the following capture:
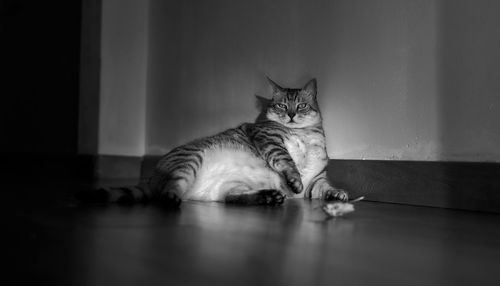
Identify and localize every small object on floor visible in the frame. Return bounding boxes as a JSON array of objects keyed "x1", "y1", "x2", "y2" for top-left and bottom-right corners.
[{"x1": 322, "y1": 196, "x2": 365, "y2": 218}]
